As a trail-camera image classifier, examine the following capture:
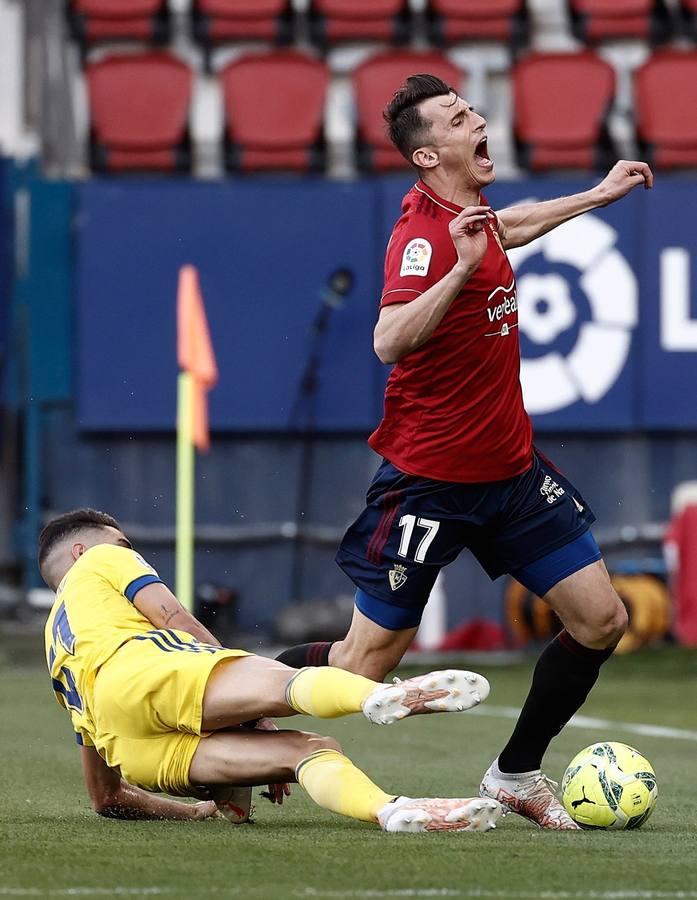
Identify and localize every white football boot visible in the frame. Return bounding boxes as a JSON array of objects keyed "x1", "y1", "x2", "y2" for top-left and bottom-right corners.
[
  {"x1": 479, "y1": 758, "x2": 580, "y2": 830},
  {"x1": 211, "y1": 785, "x2": 253, "y2": 824},
  {"x1": 378, "y1": 796, "x2": 504, "y2": 833},
  {"x1": 362, "y1": 670, "x2": 490, "y2": 726}
]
